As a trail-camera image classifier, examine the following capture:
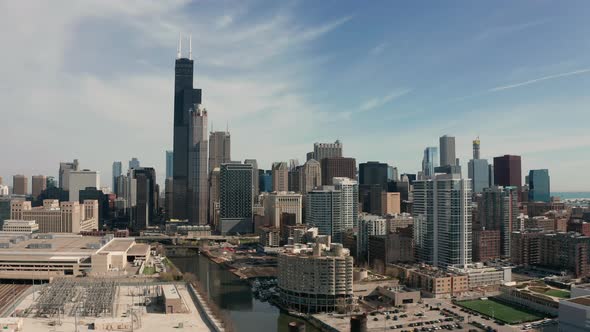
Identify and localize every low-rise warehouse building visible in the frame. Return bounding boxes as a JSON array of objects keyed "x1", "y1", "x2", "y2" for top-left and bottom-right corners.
[
  {"x1": 0, "y1": 233, "x2": 150, "y2": 280},
  {"x1": 162, "y1": 284, "x2": 188, "y2": 314}
]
